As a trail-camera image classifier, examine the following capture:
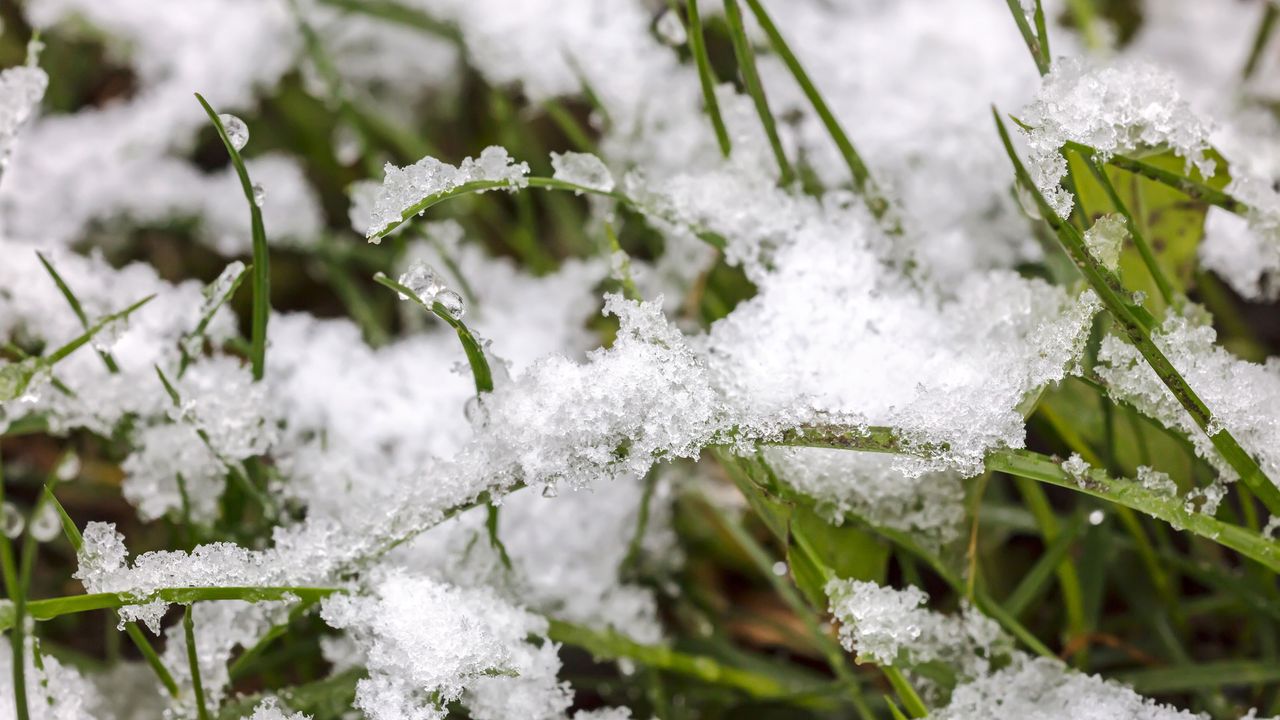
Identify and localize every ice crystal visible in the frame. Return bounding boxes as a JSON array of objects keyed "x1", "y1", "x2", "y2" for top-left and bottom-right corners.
[
  {"x1": 550, "y1": 151, "x2": 615, "y2": 193},
  {"x1": 1021, "y1": 58, "x2": 1214, "y2": 218},
  {"x1": 1083, "y1": 214, "x2": 1126, "y2": 270},
  {"x1": 1097, "y1": 309, "x2": 1280, "y2": 498},
  {"x1": 825, "y1": 579, "x2": 1010, "y2": 680},
  {"x1": 1062, "y1": 453, "x2": 1092, "y2": 487},
  {"x1": 365, "y1": 147, "x2": 529, "y2": 239},
  {"x1": 935, "y1": 655, "x2": 1204, "y2": 720},
  {"x1": 243, "y1": 698, "x2": 310, "y2": 720},
  {"x1": 320, "y1": 572, "x2": 571, "y2": 720},
  {"x1": 1138, "y1": 466, "x2": 1178, "y2": 496}
]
